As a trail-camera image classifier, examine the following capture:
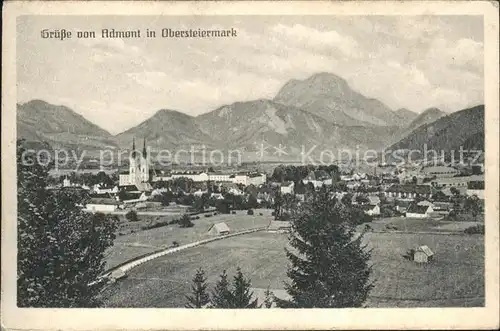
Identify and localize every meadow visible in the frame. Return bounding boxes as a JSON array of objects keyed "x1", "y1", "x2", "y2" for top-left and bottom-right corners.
[
  {"x1": 105, "y1": 208, "x2": 274, "y2": 270},
  {"x1": 102, "y1": 230, "x2": 484, "y2": 308}
]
